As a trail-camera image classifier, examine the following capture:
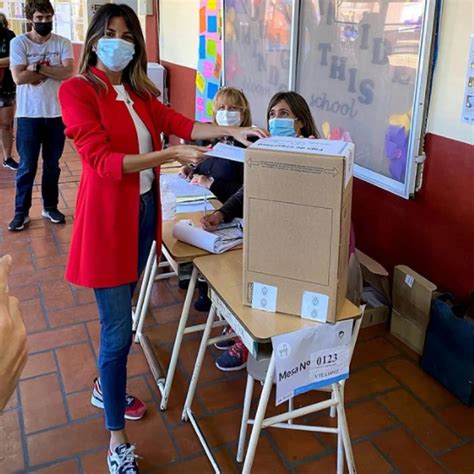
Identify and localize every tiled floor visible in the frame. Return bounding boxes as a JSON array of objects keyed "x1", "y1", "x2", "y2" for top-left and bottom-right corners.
[{"x1": 0, "y1": 144, "x2": 473, "y2": 474}]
